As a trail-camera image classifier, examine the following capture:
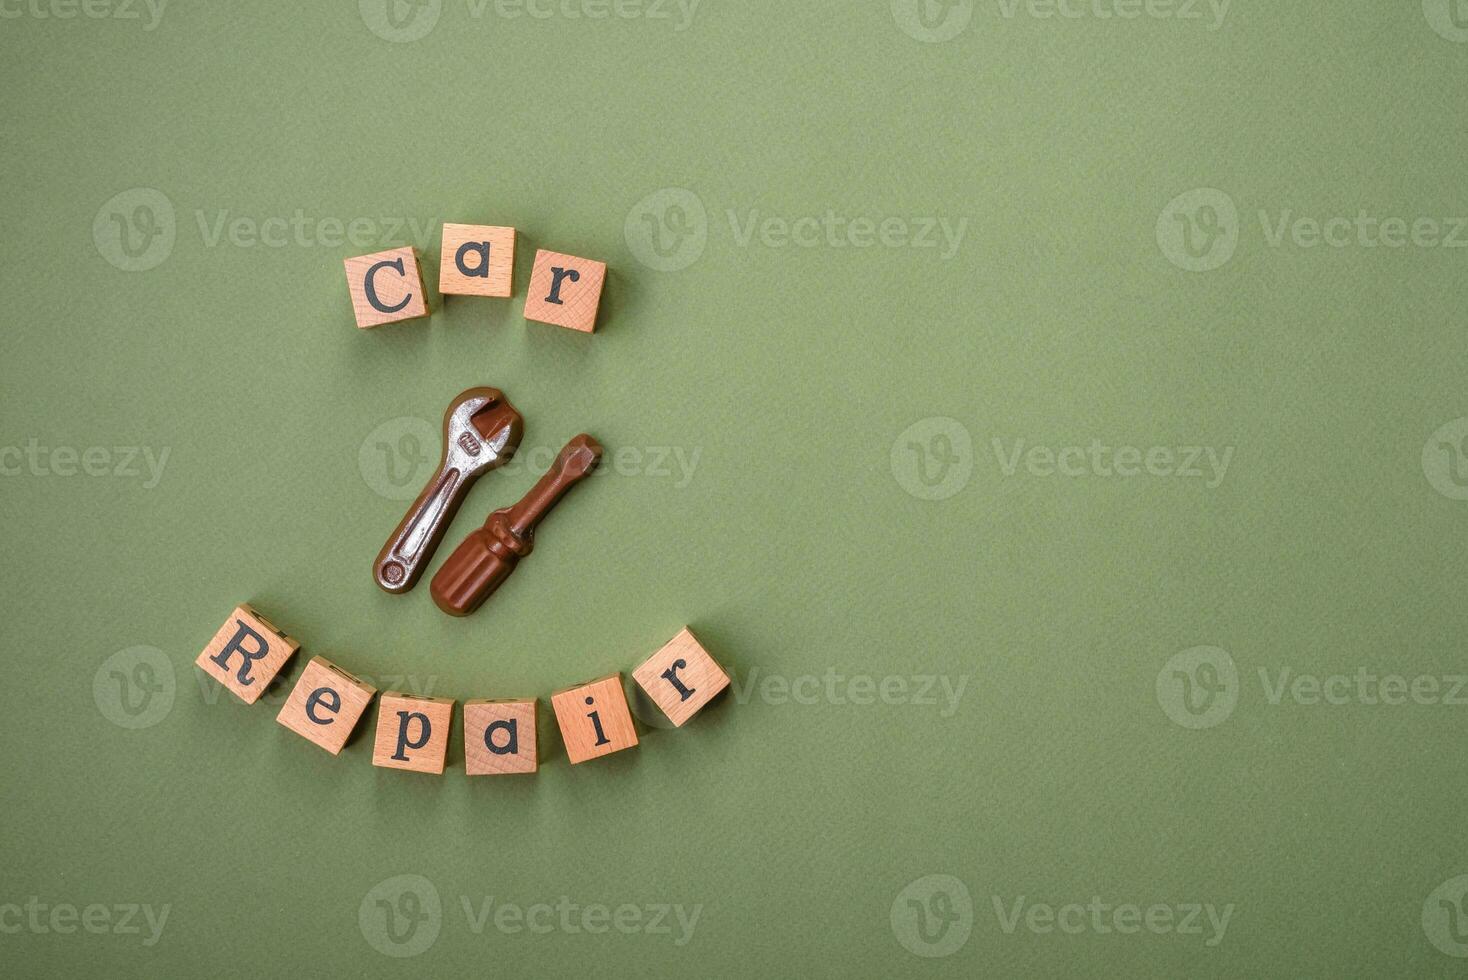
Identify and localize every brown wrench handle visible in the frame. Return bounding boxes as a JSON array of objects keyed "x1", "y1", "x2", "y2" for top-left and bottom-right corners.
[
  {"x1": 374, "y1": 464, "x2": 467, "y2": 592},
  {"x1": 372, "y1": 387, "x2": 522, "y2": 594}
]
